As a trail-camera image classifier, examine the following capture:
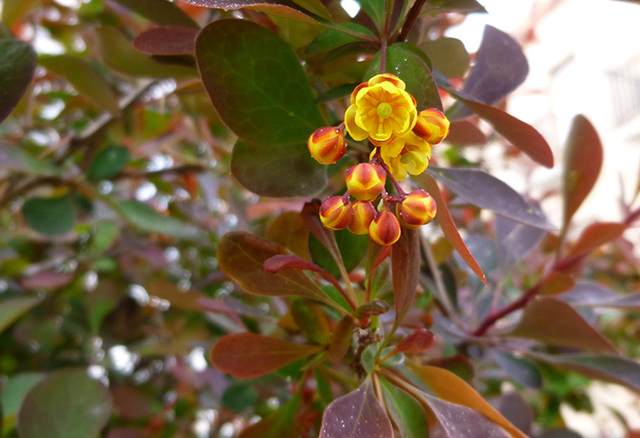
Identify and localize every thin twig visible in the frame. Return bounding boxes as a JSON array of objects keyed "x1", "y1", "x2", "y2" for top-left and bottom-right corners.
[{"x1": 396, "y1": 0, "x2": 427, "y2": 43}]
